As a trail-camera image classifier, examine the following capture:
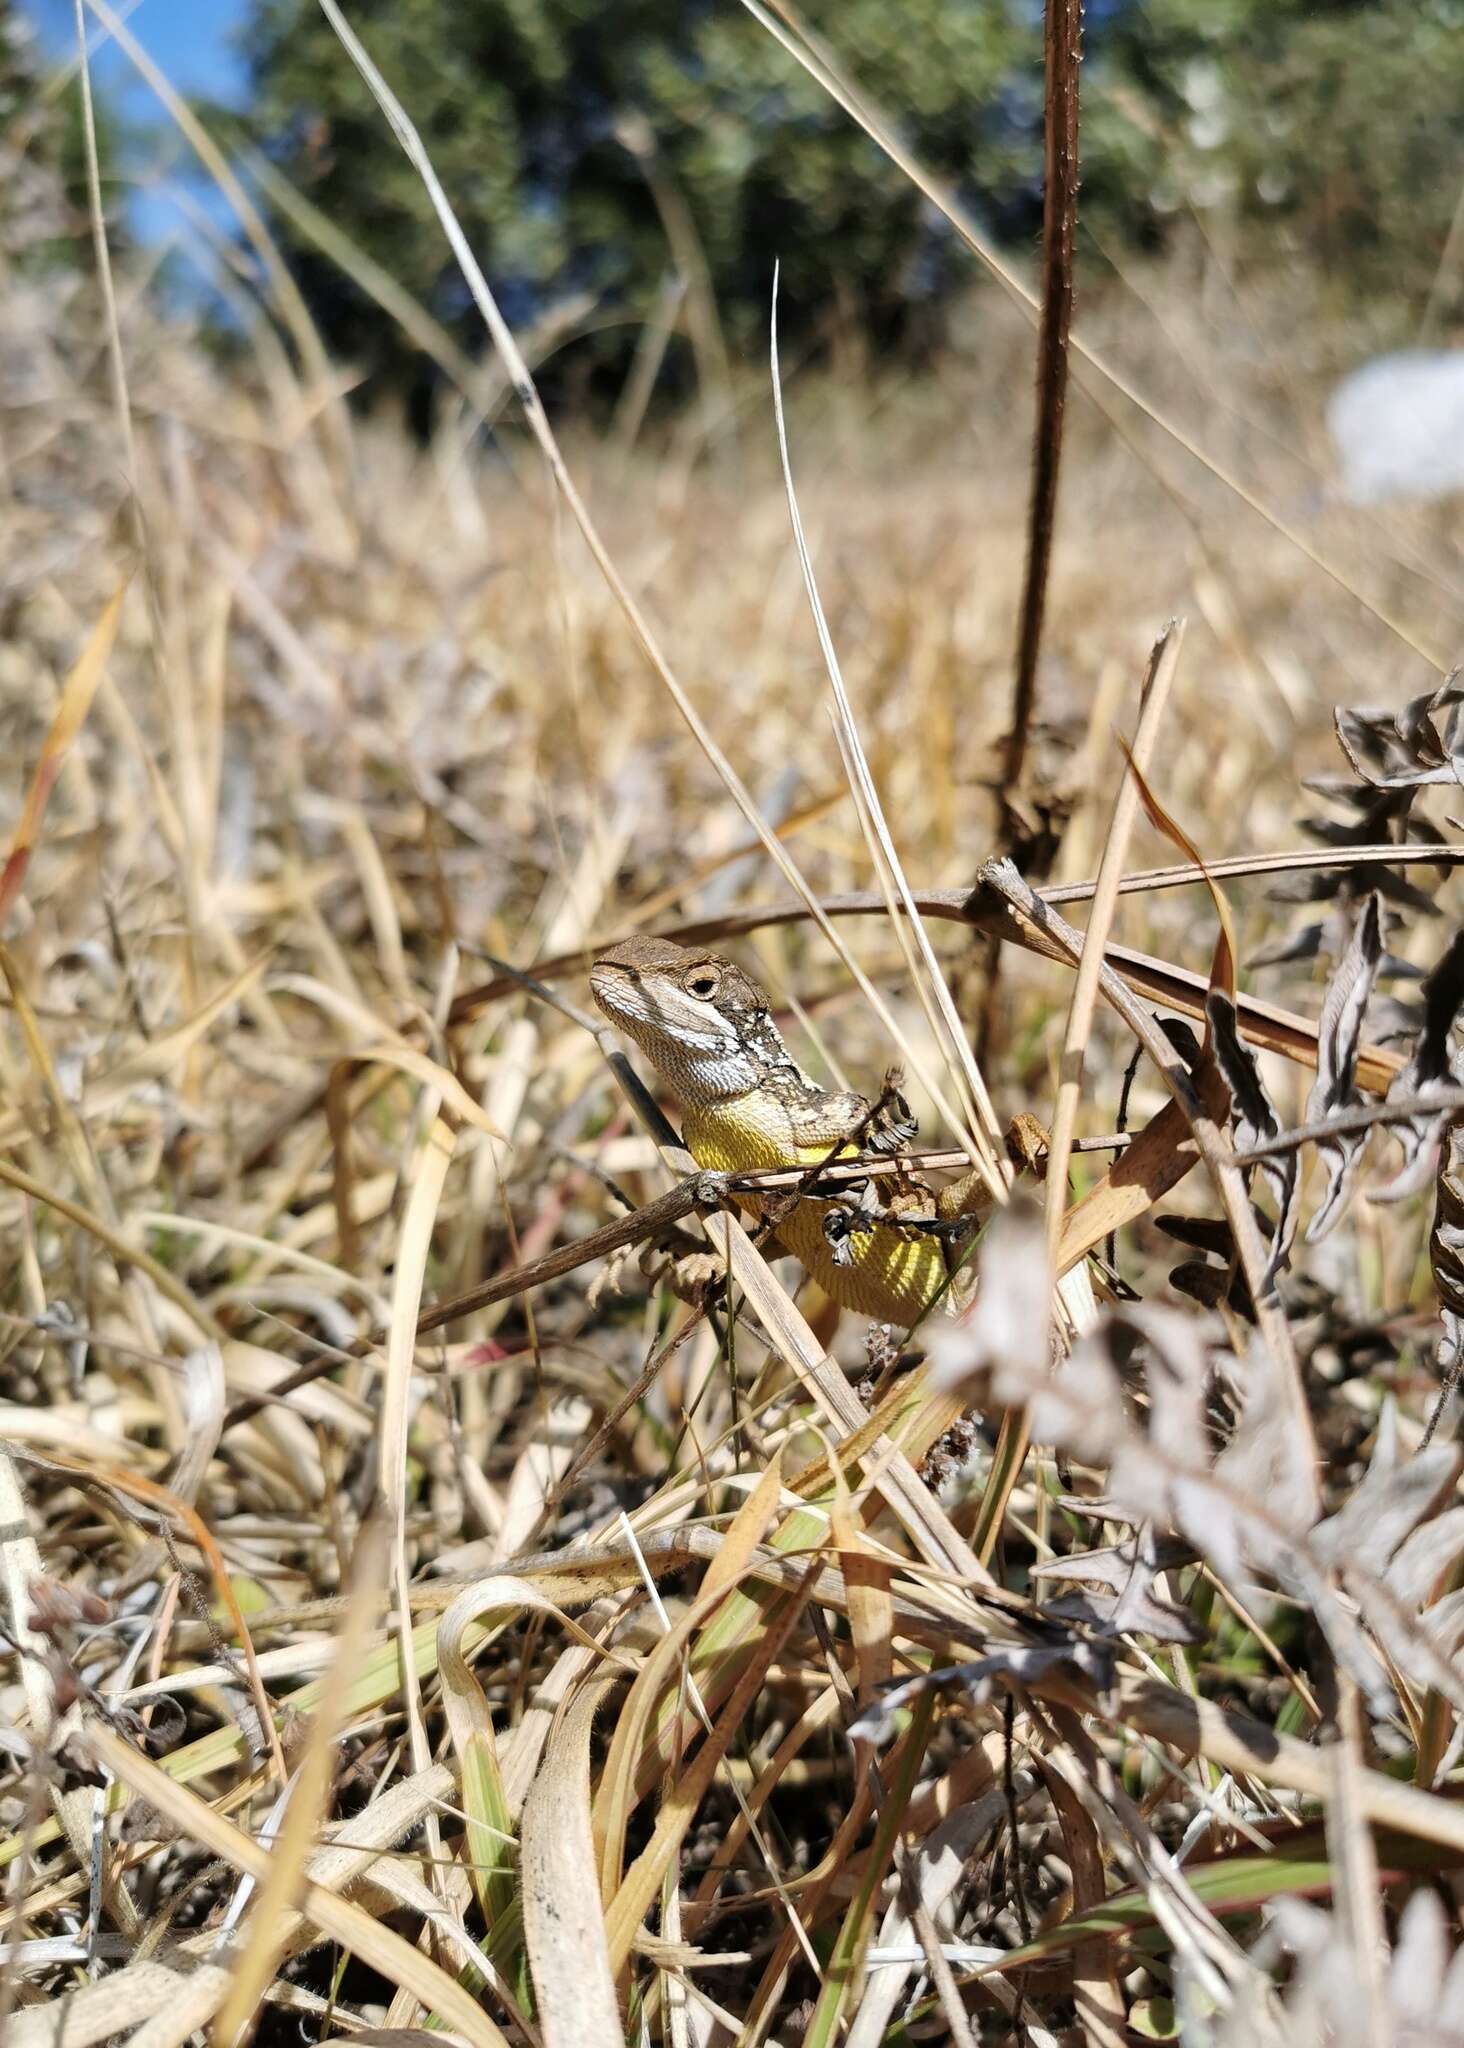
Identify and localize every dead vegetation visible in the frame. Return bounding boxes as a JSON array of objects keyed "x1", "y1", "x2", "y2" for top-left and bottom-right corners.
[{"x1": 4, "y1": 13, "x2": 1464, "y2": 2047}]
